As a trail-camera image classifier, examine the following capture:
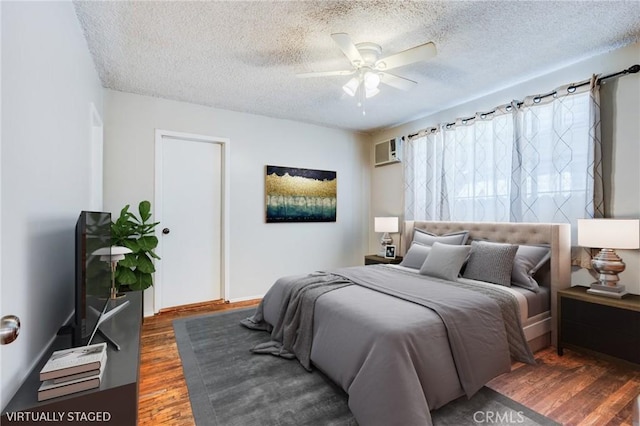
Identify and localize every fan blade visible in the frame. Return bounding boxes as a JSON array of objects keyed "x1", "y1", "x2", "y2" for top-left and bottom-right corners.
[
  {"x1": 376, "y1": 42, "x2": 436, "y2": 70},
  {"x1": 380, "y1": 72, "x2": 417, "y2": 91},
  {"x1": 296, "y1": 69, "x2": 355, "y2": 78},
  {"x1": 331, "y1": 33, "x2": 364, "y2": 67}
]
